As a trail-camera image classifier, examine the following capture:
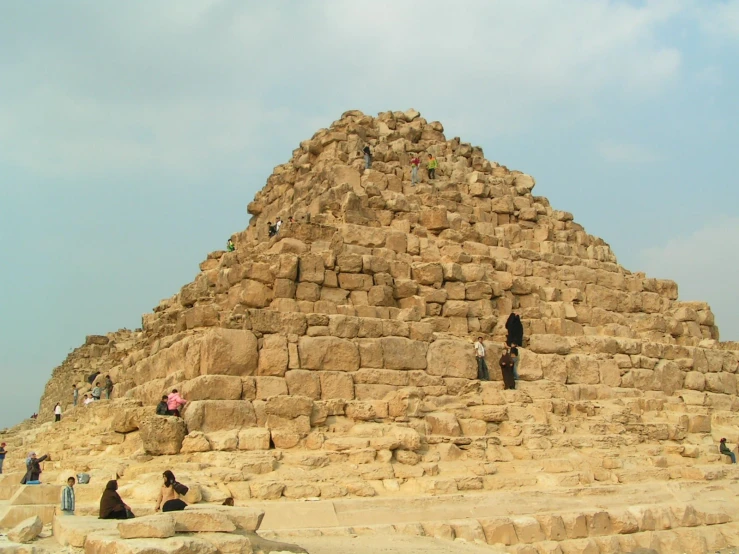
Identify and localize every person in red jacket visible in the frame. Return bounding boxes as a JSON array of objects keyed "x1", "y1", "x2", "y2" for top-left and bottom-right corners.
[{"x1": 410, "y1": 155, "x2": 421, "y2": 185}]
